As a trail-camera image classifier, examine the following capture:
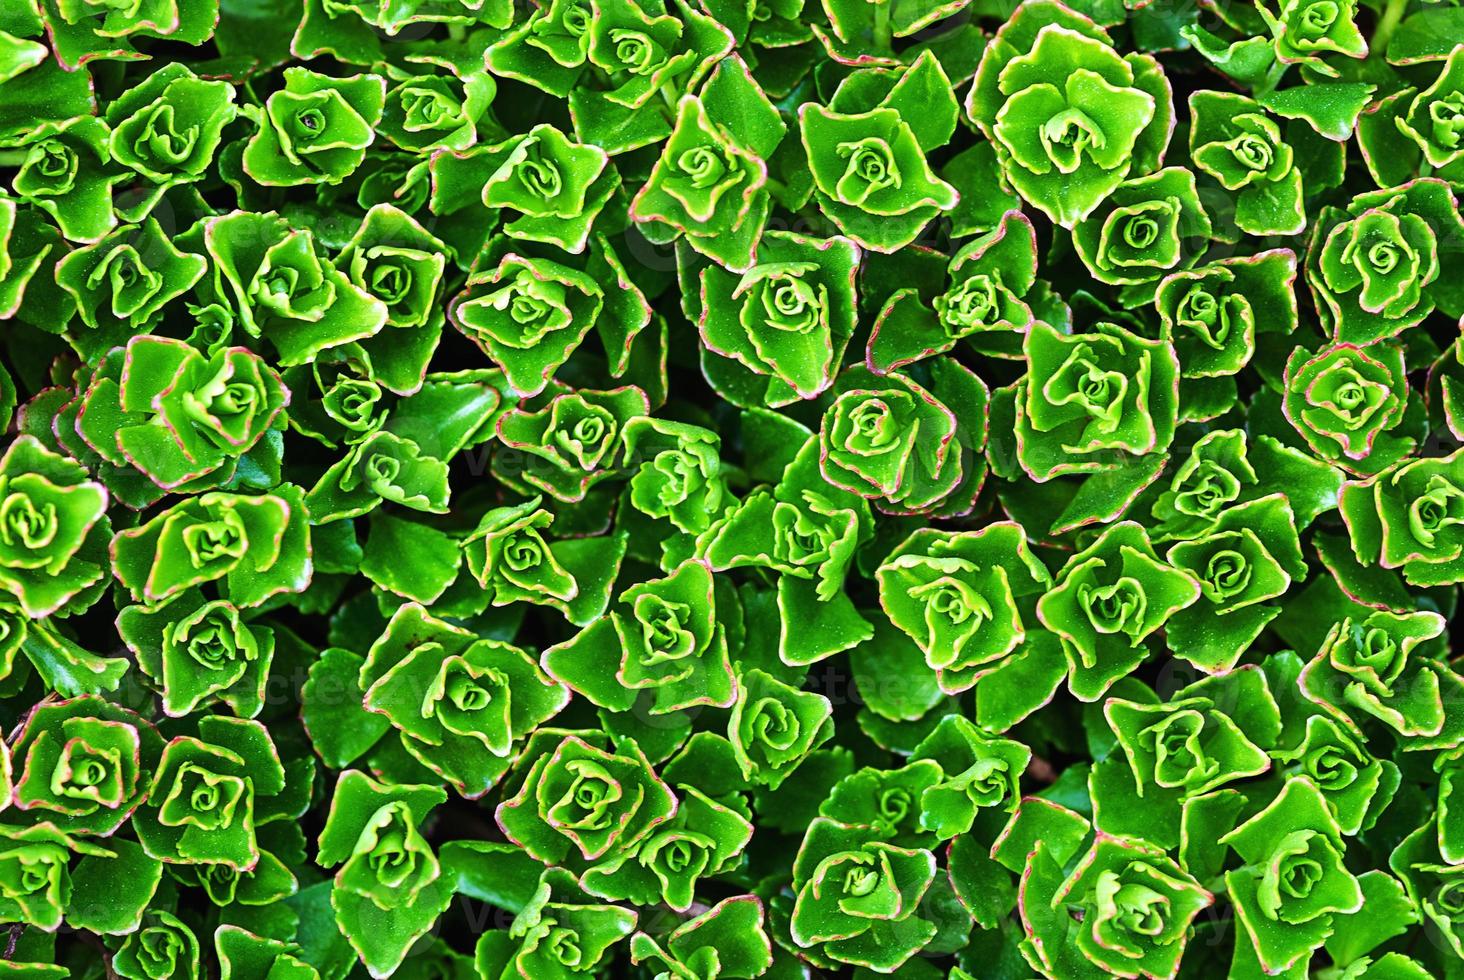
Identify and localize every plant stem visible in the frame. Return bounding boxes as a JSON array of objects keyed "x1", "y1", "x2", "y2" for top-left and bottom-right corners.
[
  {"x1": 1256, "y1": 58, "x2": 1288, "y2": 98},
  {"x1": 872, "y1": 0, "x2": 892, "y2": 52},
  {"x1": 1372, "y1": 0, "x2": 1408, "y2": 57}
]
